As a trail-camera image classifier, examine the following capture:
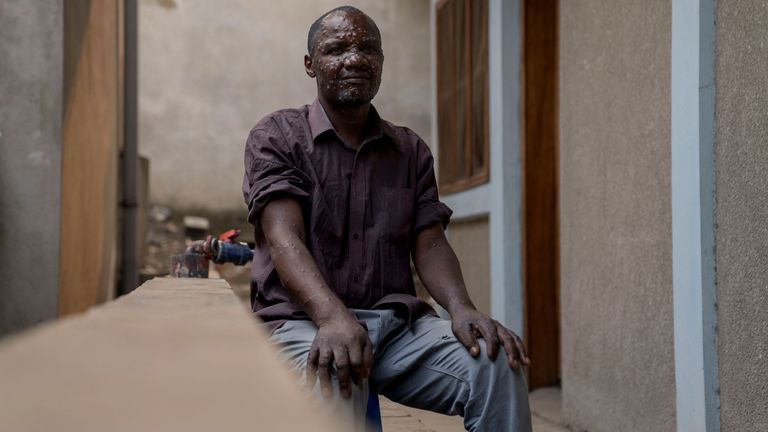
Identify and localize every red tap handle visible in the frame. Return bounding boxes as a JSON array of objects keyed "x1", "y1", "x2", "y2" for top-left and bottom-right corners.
[{"x1": 218, "y1": 229, "x2": 241, "y2": 243}]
